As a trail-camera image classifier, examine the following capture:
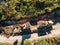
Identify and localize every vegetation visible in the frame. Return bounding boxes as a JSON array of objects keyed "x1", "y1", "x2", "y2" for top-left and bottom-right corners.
[
  {"x1": 0, "y1": 42, "x2": 13, "y2": 45},
  {"x1": 0, "y1": 36, "x2": 60, "y2": 45},
  {"x1": 0, "y1": 0, "x2": 60, "y2": 21},
  {"x1": 0, "y1": 42, "x2": 21, "y2": 45},
  {"x1": 0, "y1": 0, "x2": 60, "y2": 45},
  {"x1": 24, "y1": 37, "x2": 60, "y2": 45}
]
